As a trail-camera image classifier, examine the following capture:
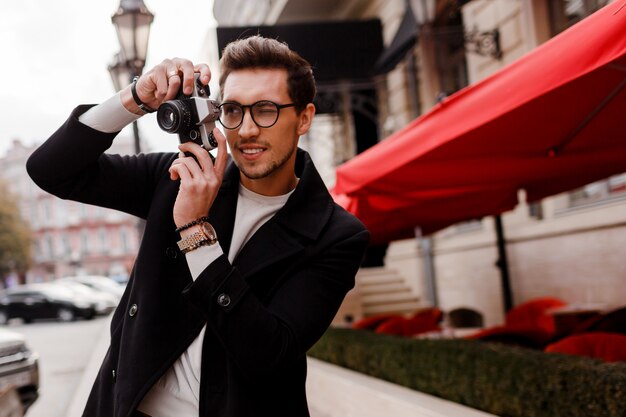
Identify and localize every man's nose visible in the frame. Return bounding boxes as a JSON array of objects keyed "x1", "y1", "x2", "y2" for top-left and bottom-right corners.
[{"x1": 238, "y1": 109, "x2": 260, "y2": 138}]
